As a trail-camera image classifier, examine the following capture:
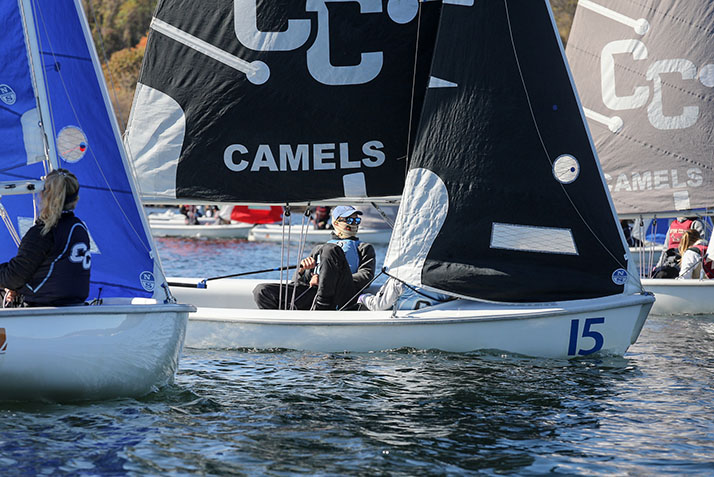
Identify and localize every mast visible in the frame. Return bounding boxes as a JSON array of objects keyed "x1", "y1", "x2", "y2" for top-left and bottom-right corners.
[{"x1": 17, "y1": 0, "x2": 58, "y2": 171}]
